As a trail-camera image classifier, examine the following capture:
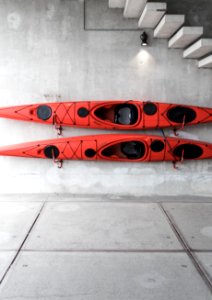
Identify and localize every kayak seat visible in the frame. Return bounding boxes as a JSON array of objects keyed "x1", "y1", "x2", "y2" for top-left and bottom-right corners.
[
  {"x1": 101, "y1": 141, "x2": 145, "y2": 160},
  {"x1": 121, "y1": 141, "x2": 145, "y2": 159},
  {"x1": 114, "y1": 104, "x2": 138, "y2": 125}
]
